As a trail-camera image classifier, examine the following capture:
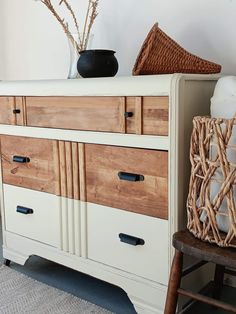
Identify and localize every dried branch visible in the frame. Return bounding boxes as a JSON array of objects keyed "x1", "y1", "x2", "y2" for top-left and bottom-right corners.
[
  {"x1": 37, "y1": 0, "x2": 99, "y2": 53},
  {"x1": 59, "y1": 0, "x2": 82, "y2": 46},
  {"x1": 84, "y1": 0, "x2": 98, "y2": 50},
  {"x1": 40, "y1": 0, "x2": 80, "y2": 53}
]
